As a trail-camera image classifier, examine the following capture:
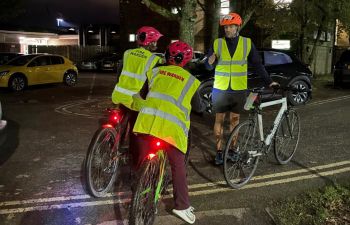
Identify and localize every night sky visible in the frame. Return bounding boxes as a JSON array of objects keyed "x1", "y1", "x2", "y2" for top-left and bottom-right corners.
[{"x1": 2, "y1": 0, "x2": 119, "y2": 30}]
